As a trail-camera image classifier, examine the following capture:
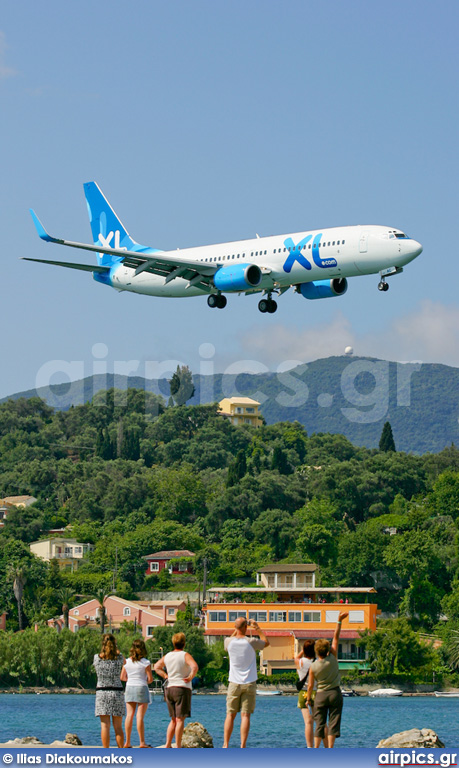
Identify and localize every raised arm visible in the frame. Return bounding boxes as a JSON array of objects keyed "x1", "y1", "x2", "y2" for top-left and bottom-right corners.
[
  {"x1": 251, "y1": 621, "x2": 270, "y2": 647},
  {"x1": 306, "y1": 669, "x2": 315, "y2": 706},
  {"x1": 331, "y1": 612, "x2": 348, "y2": 657}
]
